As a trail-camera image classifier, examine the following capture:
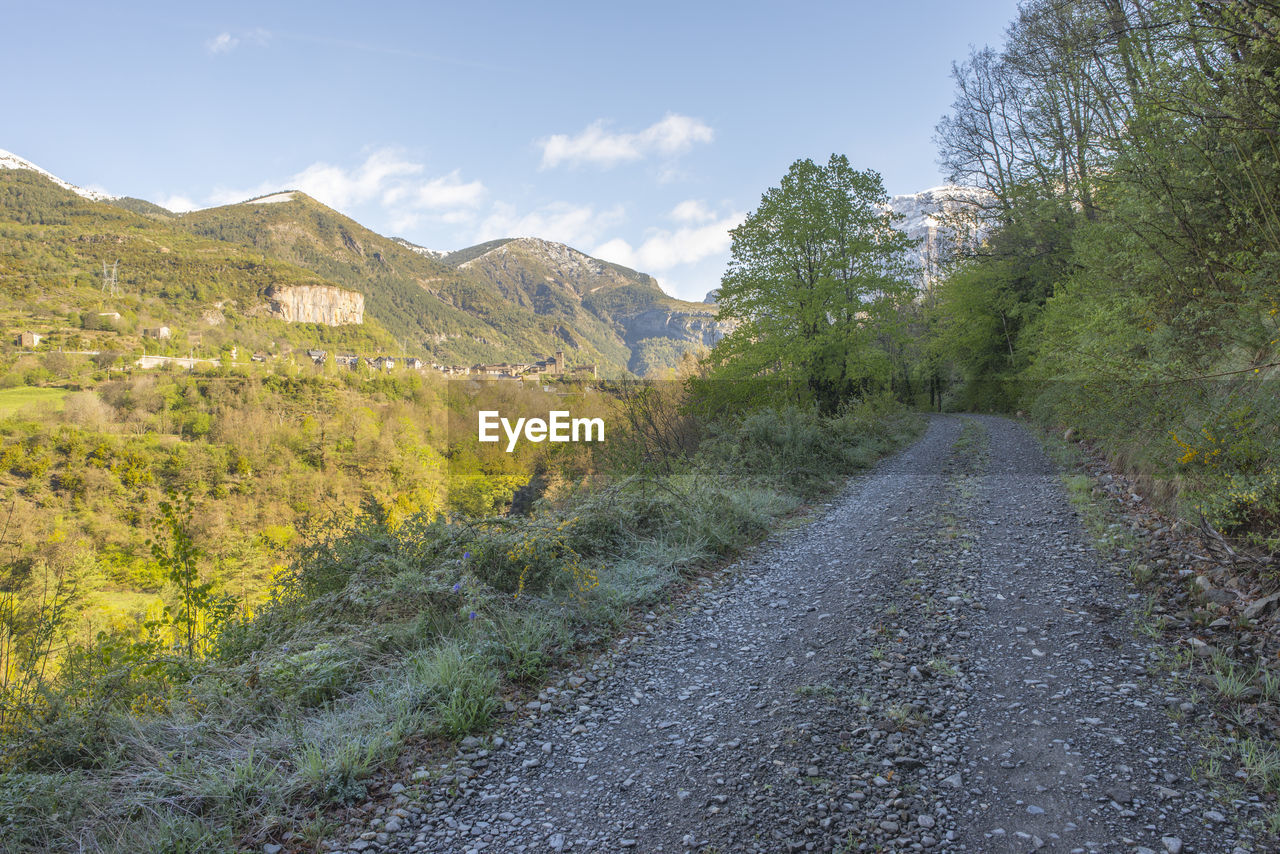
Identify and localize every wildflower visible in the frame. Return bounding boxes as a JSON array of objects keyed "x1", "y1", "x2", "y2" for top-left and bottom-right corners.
[
  {"x1": 453, "y1": 582, "x2": 461, "y2": 592},
  {"x1": 463, "y1": 551, "x2": 470, "y2": 560},
  {"x1": 469, "y1": 611, "x2": 477, "y2": 620}
]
